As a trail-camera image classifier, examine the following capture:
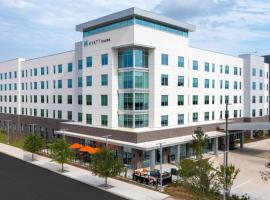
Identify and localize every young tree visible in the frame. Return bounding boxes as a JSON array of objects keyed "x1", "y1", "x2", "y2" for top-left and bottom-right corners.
[
  {"x1": 90, "y1": 148, "x2": 123, "y2": 188},
  {"x1": 23, "y1": 133, "x2": 44, "y2": 161},
  {"x1": 50, "y1": 139, "x2": 72, "y2": 172},
  {"x1": 217, "y1": 164, "x2": 240, "y2": 197},
  {"x1": 191, "y1": 127, "x2": 208, "y2": 160}
]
